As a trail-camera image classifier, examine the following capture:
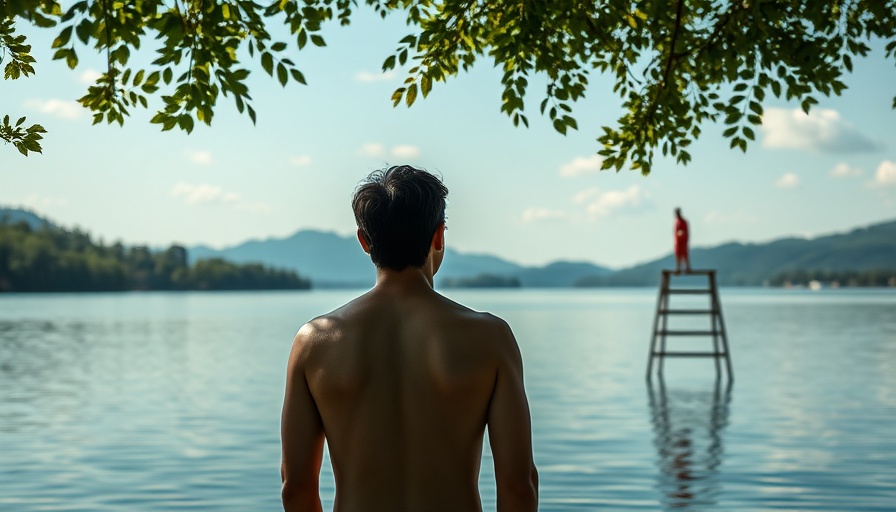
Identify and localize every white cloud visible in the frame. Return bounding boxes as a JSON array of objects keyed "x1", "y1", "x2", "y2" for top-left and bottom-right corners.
[
  {"x1": 78, "y1": 69, "x2": 102, "y2": 84},
  {"x1": 829, "y1": 163, "x2": 863, "y2": 178},
  {"x1": 775, "y1": 172, "x2": 800, "y2": 189},
  {"x1": 873, "y1": 160, "x2": 896, "y2": 187},
  {"x1": 289, "y1": 155, "x2": 312, "y2": 167},
  {"x1": 221, "y1": 191, "x2": 241, "y2": 203},
  {"x1": 185, "y1": 150, "x2": 213, "y2": 165},
  {"x1": 521, "y1": 208, "x2": 569, "y2": 223},
  {"x1": 170, "y1": 182, "x2": 225, "y2": 205},
  {"x1": 559, "y1": 155, "x2": 604, "y2": 177},
  {"x1": 23, "y1": 99, "x2": 83, "y2": 120},
  {"x1": 761, "y1": 108, "x2": 880, "y2": 153},
  {"x1": 170, "y1": 182, "x2": 271, "y2": 214},
  {"x1": 358, "y1": 143, "x2": 385, "y2": 157},
  {"x1": 391, "y1": 145, "x2": 420, "y2": 159},
  {"x1": 357, "y1": 143, "x2": 420, "y2": 159},
  {"x1": 571, "y1": 187, "x2": 601, "y2": 204},
  {"x1": 575, "y1": 185, "x2": 650, "y2": 218},
  {"x1": 354, "y1": 70, "x2": 395, "y2": 82},
  {"x1": 21, "y1": 194, "x2": 68, "y2": 209}
]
